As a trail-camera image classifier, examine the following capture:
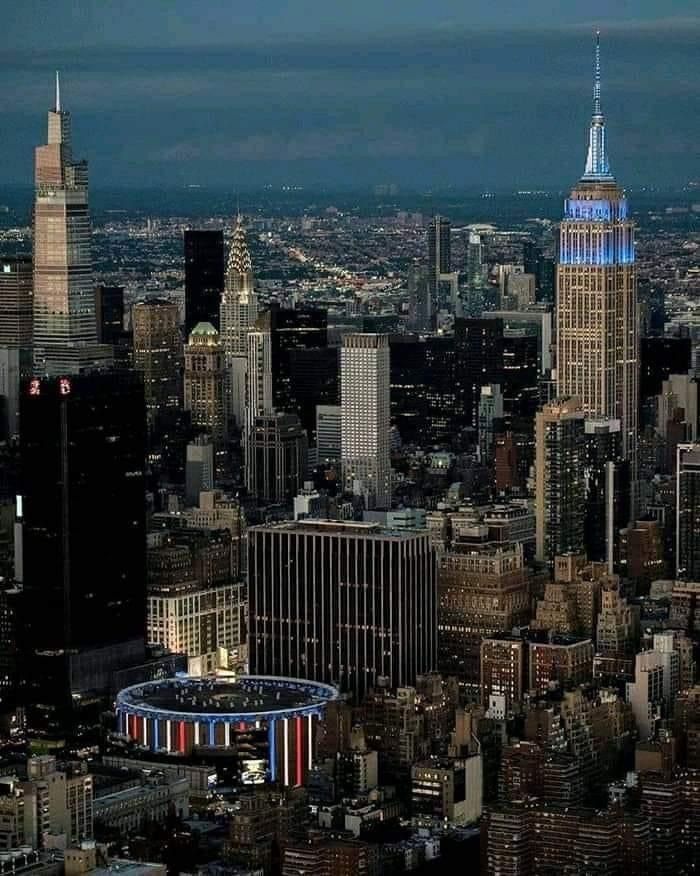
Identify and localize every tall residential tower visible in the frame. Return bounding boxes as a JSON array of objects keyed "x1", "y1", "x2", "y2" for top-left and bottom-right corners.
[
  {"x1": 556, "y1": 35, "x2": 638, "y2": 485},
  {"x1": 33, "y1": 74, "x2": 111, "y2": 375}
]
